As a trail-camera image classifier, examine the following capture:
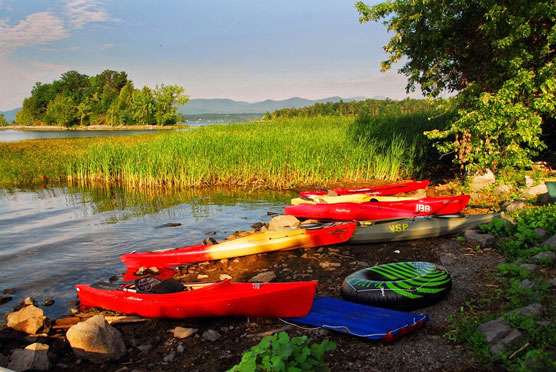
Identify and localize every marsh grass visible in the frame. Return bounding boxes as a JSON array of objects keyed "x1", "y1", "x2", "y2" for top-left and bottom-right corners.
[{"x1": 1, "y1": 115, "x2": 446, "y2": 189}]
